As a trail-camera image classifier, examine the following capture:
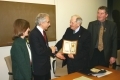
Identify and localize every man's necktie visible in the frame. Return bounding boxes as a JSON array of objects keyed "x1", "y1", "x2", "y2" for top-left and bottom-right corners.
[
  {"x1": 98, "y1": 24, "x2": 104, "y2": 51},
  {"x1": 43, "y1": 31, "x2": 47, "y2": 42}
]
